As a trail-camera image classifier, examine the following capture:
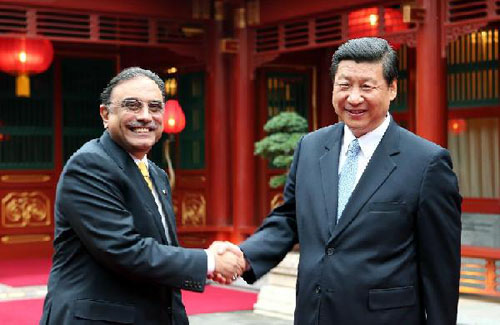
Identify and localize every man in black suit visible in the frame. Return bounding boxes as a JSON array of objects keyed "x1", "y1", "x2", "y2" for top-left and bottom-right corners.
[
  {"x1": 232, "y1": 38, "x2": 461, "y2": 324},
  {"x1": 40, "y1": 67, "x2": 243, "y2": 325}
]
